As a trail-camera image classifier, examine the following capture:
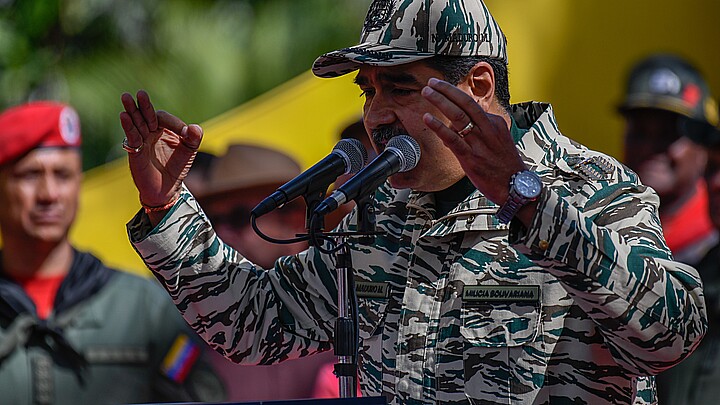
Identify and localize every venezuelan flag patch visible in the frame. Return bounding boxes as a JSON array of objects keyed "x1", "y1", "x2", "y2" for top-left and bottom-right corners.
[{"x1": 161, "y1": 334, "x2": 200, "y2": 383}]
